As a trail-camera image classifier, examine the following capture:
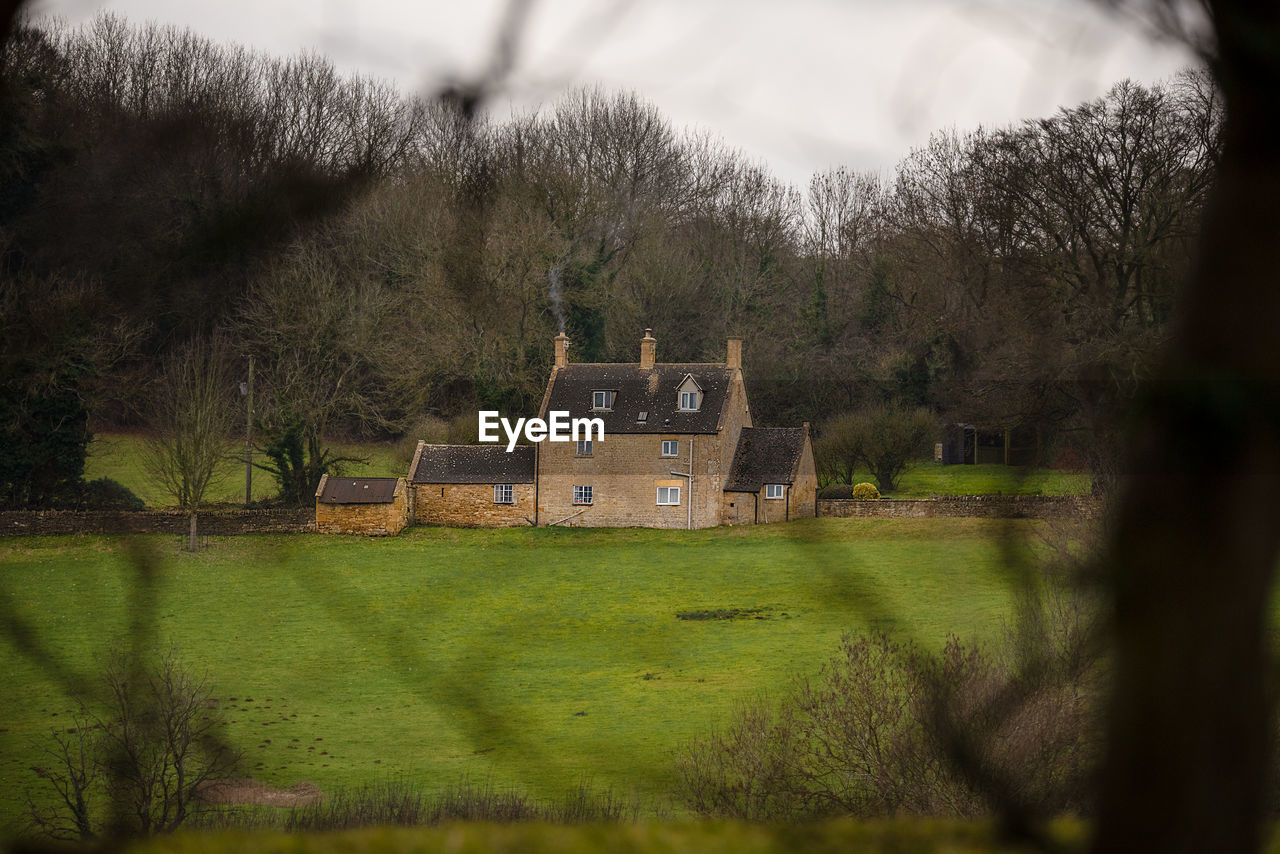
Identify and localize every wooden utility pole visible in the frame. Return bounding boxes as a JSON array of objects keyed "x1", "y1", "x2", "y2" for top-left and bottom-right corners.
[{"x1": 244, "y1": 355, "x2": 254, "y2": 506}]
